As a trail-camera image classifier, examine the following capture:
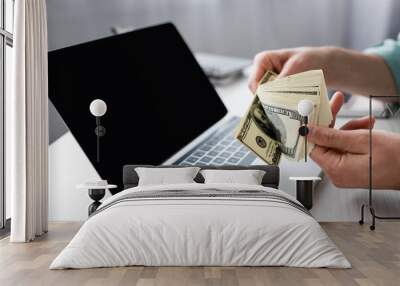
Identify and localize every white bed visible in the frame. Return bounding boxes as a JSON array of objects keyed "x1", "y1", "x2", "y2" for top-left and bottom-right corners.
[{"x1": 50, "y1": 183, "x2": 350, "y2": 269}]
